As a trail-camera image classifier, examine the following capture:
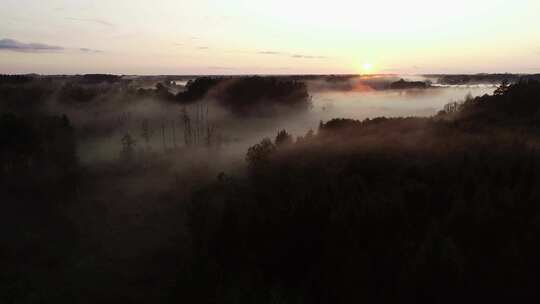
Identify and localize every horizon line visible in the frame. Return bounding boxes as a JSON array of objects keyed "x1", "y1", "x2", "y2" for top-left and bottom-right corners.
[{"x1": 2, "y1": 72, "x2": 540, "y2": 77}]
